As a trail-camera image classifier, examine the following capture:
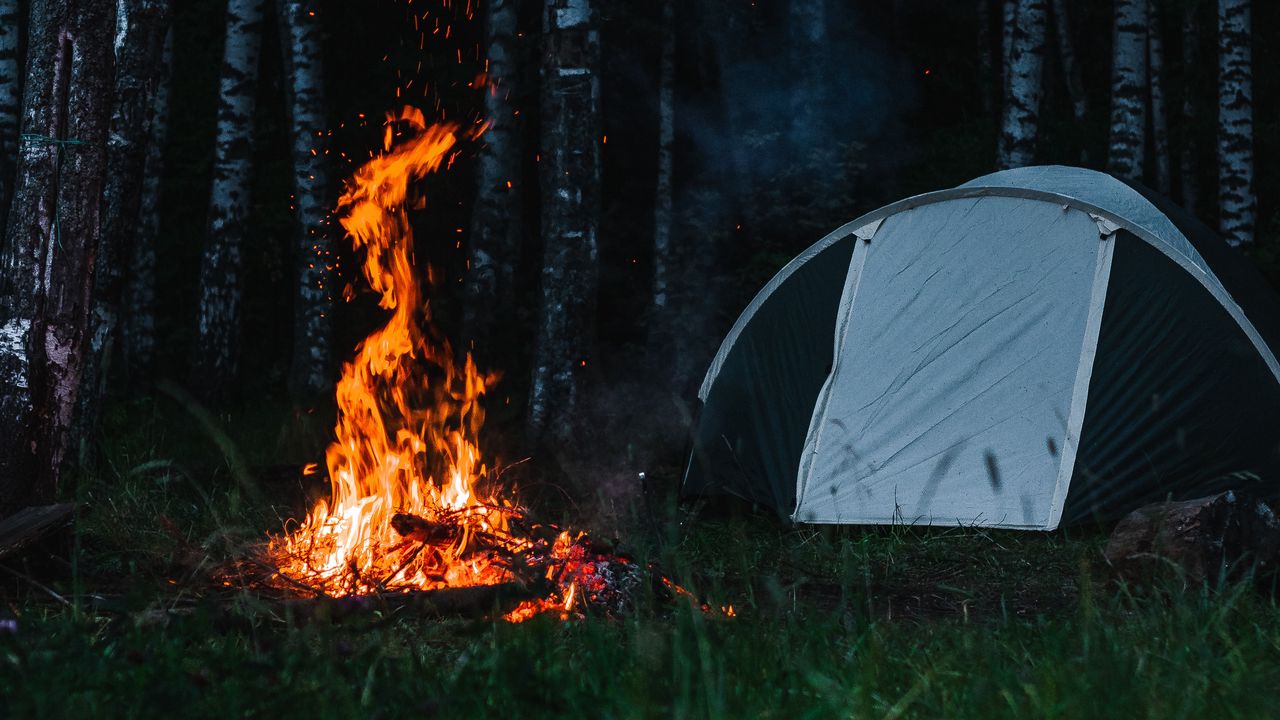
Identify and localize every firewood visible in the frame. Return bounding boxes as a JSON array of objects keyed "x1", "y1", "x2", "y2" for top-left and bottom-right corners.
[
  {"x1": 1104, "y1": 491, "x2": 1280, "y2": 584},
  {"x1": 390, "y1": 512, "x2": 460, "y2": 545},
  {"x1": 281, "y1": 580, "x2": 552, "y2": 623}
]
